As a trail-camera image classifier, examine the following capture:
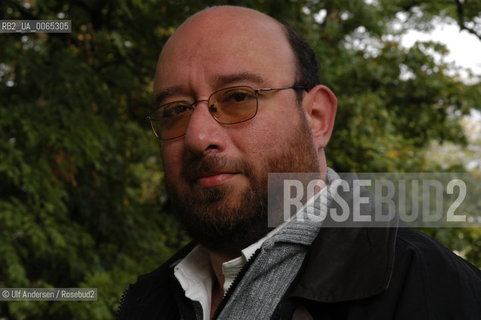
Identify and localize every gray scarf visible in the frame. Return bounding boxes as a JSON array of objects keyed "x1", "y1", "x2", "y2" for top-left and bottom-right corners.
[{"x1": 216, "y1": 169, "x2": 338, "y2": 319}]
